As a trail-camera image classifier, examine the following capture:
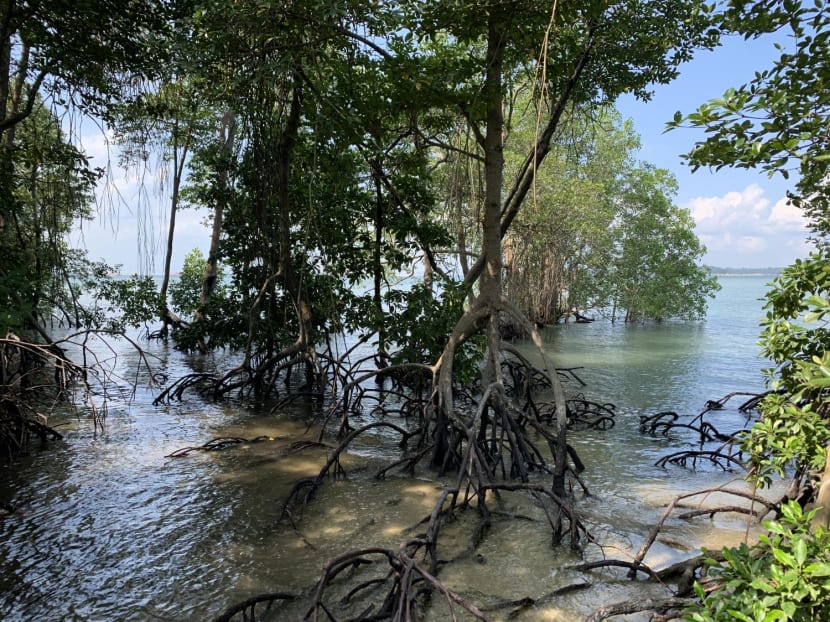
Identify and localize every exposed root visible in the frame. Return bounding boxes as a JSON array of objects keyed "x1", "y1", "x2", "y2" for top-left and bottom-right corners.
[
  {"x1": 627, "y1": 483, "x2": 780, "y2": 580},
  {"x1": 304, "y1": 544, "x2": 492, "y2": 622},
  {"x1": 655, "y1": 449, "x2": 745, "y2": 470}
]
